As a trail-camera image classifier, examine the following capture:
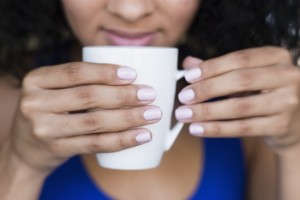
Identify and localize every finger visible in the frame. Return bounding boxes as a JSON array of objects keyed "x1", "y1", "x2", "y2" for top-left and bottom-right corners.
[
  {"x1": 56, "y1": 129, "x2": 152, "y2": 155},
  {"x1": 184, "y1": 46, "x2": 292, "y2": 83},
  {"x1": 23, "y1": 62, "x2": 137, "y2": 92},
  {"x1": 179, "y1": 66, "x2": 291, "y2": 104},
  {"x1": 36, "y1": 106, "x2": 162, "y2": 138},
  {"x1": 31, "y1": 85, "x2": 156, "y2": 112},
  {"x1": 188, "y1": 115, "x2": 285, "y2": 137},
  {"x1": 182, "y1": 56, "x2": 203, "y2": 69},
  {"x1": 176, "y1": 92, "x2": 284, "y2": 122}
]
